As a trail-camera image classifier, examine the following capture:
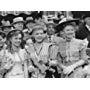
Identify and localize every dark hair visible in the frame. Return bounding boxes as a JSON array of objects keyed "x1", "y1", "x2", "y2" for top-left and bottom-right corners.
[
  {"x1": 0, "y1": 32, "x2": 6, "y2": 38},
  {"x1": 6, "y1": 30, "x2": 25, "y2": 53}
]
